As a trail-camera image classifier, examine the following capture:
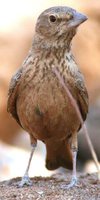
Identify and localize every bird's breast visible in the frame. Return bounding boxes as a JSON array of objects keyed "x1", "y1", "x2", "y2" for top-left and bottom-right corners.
[{"x1": 17, "y1": 67, "x2": 80, "y2": 141}]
